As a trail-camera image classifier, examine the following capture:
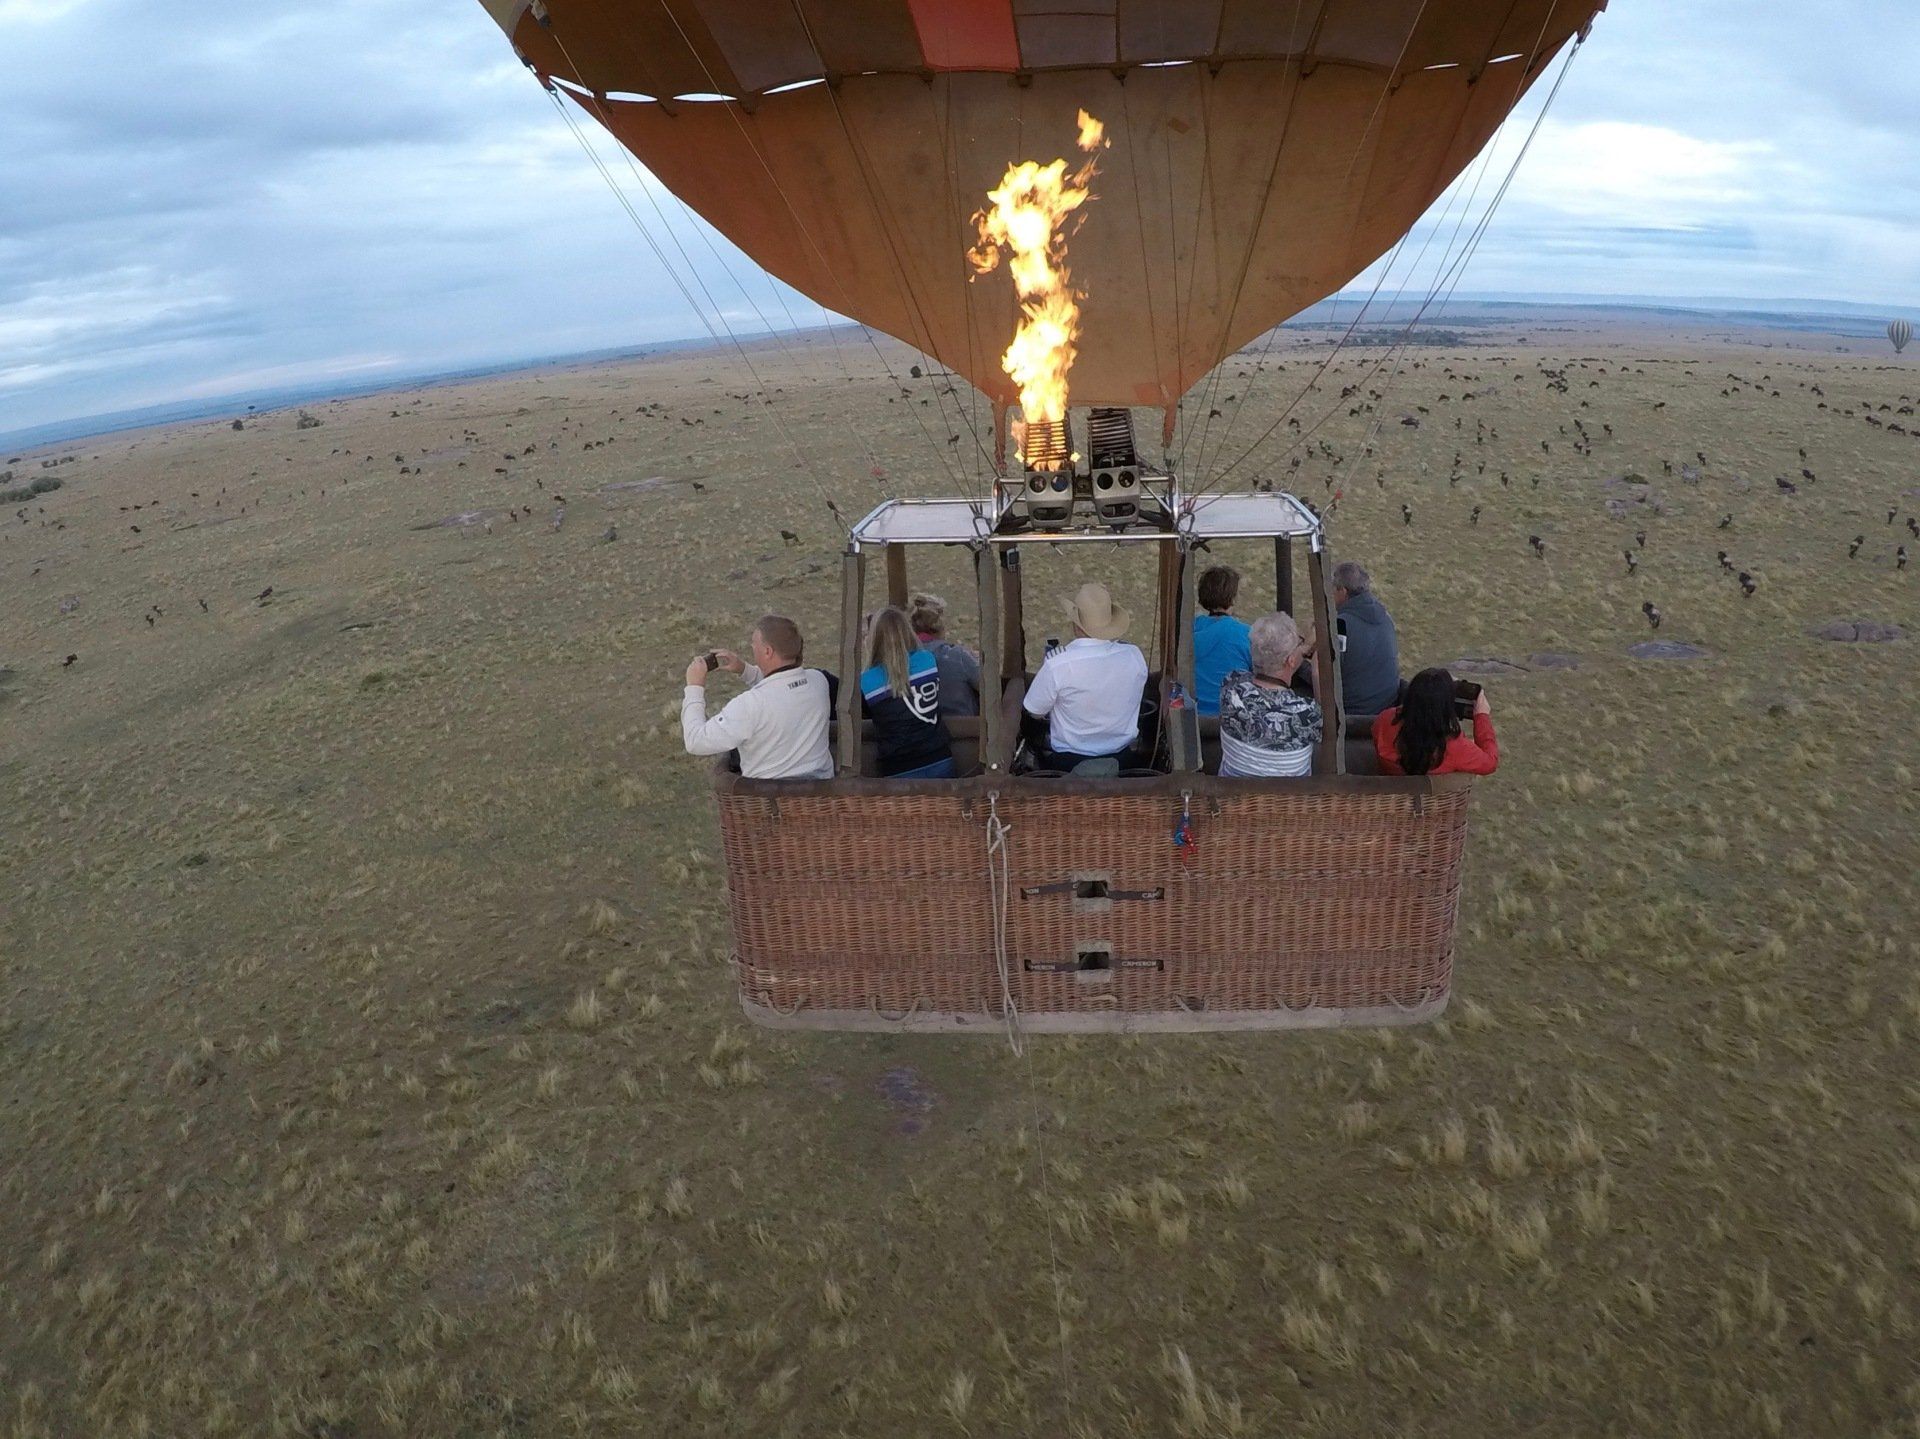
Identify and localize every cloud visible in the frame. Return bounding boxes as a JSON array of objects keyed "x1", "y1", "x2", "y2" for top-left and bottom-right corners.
[
  {"x1": 1, "y1": 0, "x2": 1917, "y2": 437},
  {"x1": 1512, "y1": 121, "x2": 1775, "y2": 225},
  {"x1": 0, "y1": 0, "x2": 91, "y2": 22},
  {"x1": 0, "y1": 268, "x2": 240, "y2": 392}
]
